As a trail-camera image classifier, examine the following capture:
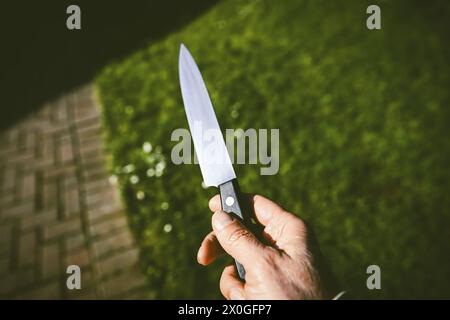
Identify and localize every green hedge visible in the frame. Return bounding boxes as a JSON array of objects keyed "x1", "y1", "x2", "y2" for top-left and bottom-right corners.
[{"x1": 96, "y1": 0, "x2": 450, "y2": 299}]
